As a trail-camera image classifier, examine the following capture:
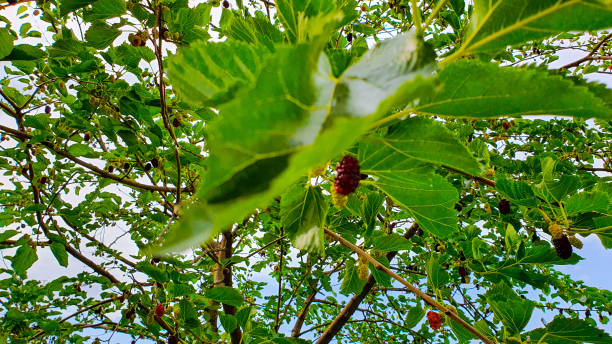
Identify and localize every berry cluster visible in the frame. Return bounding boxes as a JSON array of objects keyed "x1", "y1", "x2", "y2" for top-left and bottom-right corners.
[
  {"x1": 427, "y1": 311, "x2": 443, "y2": 330},
  {"x1": 334, "y1": 156, "x2": 361, "y2": 195}
]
